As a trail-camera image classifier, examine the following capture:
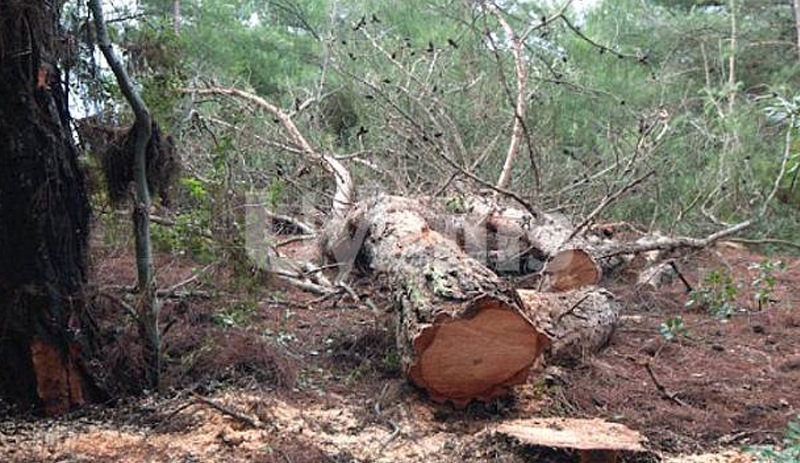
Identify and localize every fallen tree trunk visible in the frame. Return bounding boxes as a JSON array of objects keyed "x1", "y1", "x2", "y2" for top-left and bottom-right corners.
[
  {"x1": 433, "y1": 196, "x2": 751, "y2": 292},
  {"x1": 430, "y1": 197, "x2": 617, "y2": 291},
  {"x1": 321, "y1": 195, "x2": 550, "y2": 406}
]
